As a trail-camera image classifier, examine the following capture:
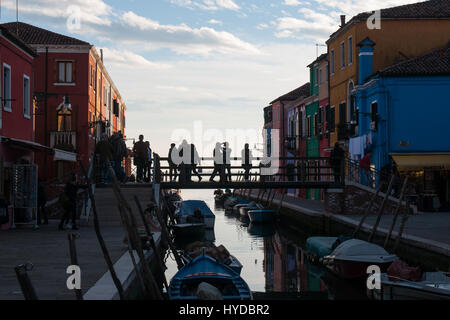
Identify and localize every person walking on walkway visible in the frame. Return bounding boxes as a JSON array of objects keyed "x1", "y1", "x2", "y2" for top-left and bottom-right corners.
[
  {"x1": 241, "y1": 143, "x2": 253, "y2": 182},
  {"x1": 95, "y1": 134, "x2": 113, "y2": 184},
  {"x1": 209, "y1": 143, "x2": 224, "y2": 182},
  {"x1": 330, "y1": 142, "x2": 345, "y2": 184},
  {"x1": 133, "y1": 135, "x2": 148, "y2": 183},
  {"x1": 223, "y1": 142, "x2": 232, "y2": 182},
  {"x1": 178, "y1": 140, "x2": 190, "y2": 183},
  {"x1": 37, "y1": 179, "x2": 48, "y2": 225},
  {"x1": 58, "y1": 174, "x2": 84, "y2": 230},
  {"x1": 168, "y1": 143, "x2": 178, "y2": 182}
]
